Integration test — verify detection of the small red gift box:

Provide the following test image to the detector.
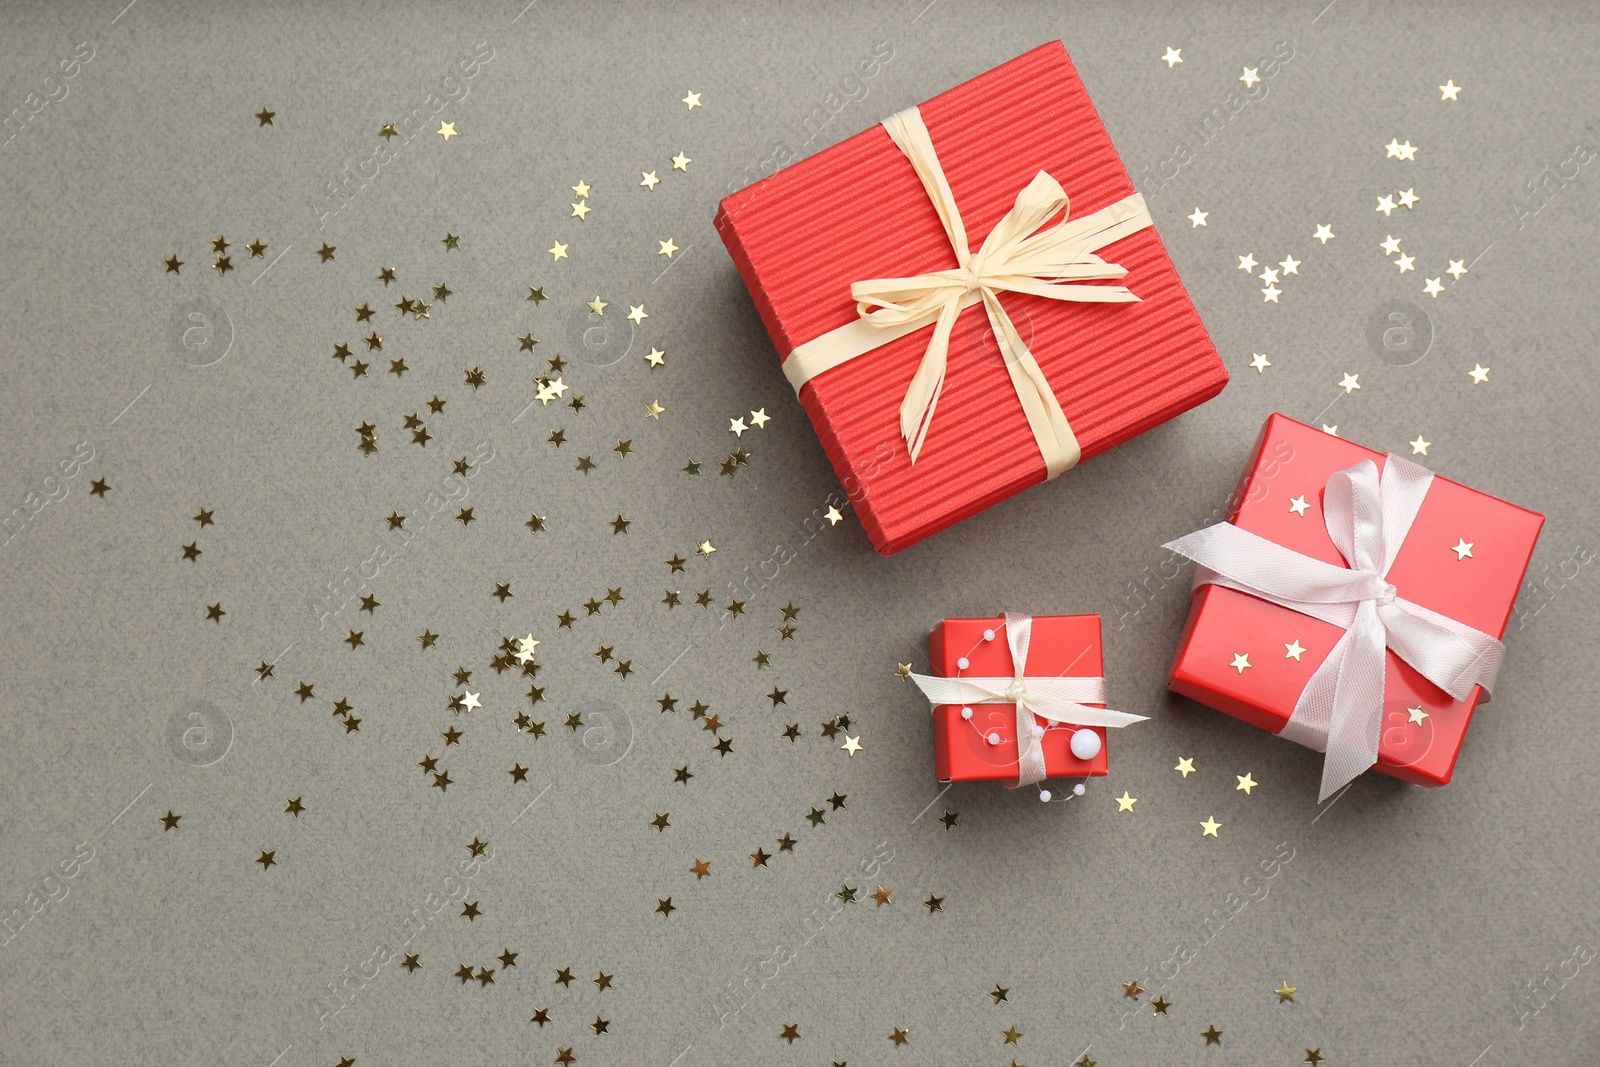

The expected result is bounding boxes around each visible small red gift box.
[715,42,1226,555]
[1168,414,1544,787]
[927,614,1109,782]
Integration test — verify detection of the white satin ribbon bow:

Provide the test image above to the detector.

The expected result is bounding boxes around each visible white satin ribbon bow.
[1163,455,1504,801]
[782,105,1154,477]
[909,612,1147,787]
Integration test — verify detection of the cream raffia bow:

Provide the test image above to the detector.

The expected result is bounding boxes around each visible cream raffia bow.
[908,612,1148,787]
[782,106,1154,476]
[1164,456,1505,801]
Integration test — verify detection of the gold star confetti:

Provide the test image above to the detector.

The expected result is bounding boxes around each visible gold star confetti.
[1115,792,1137,812]
[658,238,679,258]
[1151,995,1171,1016]
[1447,259,1468,279]
[1468,363,1490,384]
[640,170,660,190]
[1304,1050,1326,1066]
[1230,652,1251,673]
[671,150,692,171]
[1239,66,1260,87]
[1202,1025,1223,1046]
[1440,79,1460,101]
[1396,253,1416,273]
[1200,816,1222,837]
[161,810,181,830]
[825,506,844,525]
[645,346,666,367]
[571,200,591,220]
[548,241,569,261]
[1188,207,1208,228]
[1285,639,1306,660]
[1312,224,1334,244]
[437,120,457,140]
[247,238,267,258]
[1398,187,1420,209]
[441,232,460,250]
[1452,538,1474,560]
[255,107,275,126]
[697,540,716,557]
[1162,46,1182,66]
[1175,756,1195,777]
[164,254,183,274]
[888,1027,909,1046]
[1338,372,1360,394]
[1236,773,1258,794]
[645,400,665,420]
[1275,981,1298,1003]
[1408,705,1429,724]
[1002,1025,1022,1046]
[627,304,648,324]
[1409,435,1431,455]
[682,90,702,109]
[840,735,862,756]
[379,123,398,140]
[1250,352,1271,373]
[1288,495,1310,516]
[1123,980,1144,999]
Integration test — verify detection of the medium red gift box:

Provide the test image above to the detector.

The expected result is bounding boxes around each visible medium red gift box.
[715,42,1227,555]
[1168,414,1544,787]
[927,614,1109,782]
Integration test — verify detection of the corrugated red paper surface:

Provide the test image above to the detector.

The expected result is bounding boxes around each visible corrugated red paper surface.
[716,41,1227,555]
[928,614,1109,783]
[1168,414,1544,787]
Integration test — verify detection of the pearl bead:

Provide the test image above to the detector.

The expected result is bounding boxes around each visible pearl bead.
[960,707,973,720]
[1069,728,1102,760]
[1030,723,1045,740]
[1038,789,1052,802]
[957,657,970,670]
[986,732,1001,745]
[1072,783,1086,796]
[982,629,995,641]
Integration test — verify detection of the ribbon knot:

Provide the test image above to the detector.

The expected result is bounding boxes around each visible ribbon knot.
[907,612,1148,787]
[782,106,1156,478]
[1164,455,1505,801]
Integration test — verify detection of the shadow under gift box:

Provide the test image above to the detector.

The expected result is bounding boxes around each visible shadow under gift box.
[1168,414,1545,787]
[928,614,1109,782]
[715,41,1227,555]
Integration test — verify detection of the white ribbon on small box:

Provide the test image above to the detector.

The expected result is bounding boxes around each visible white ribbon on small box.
[908,612,1146,787]
[1164,455,1505,801]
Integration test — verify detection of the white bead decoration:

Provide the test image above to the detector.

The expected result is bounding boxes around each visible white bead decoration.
[957,657,970,669]
[1072,783,1086,796]
[960,707,973,720]
[986,732,1001,745]
[983,629,995,641]
[1038,789,1052,802]
[1069,728,1102,760]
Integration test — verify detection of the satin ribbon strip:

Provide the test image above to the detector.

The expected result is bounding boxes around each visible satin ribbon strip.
[782,105,1154,478]
[1163,455,1504,801]
[909,612,1147,788]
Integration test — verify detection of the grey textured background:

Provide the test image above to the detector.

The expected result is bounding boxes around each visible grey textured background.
[3,1,1598,1065]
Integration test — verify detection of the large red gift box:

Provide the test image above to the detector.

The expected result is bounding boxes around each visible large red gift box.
[1168,414,1544,786]
[715,42,1227,555]
[928,614,1109,782]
